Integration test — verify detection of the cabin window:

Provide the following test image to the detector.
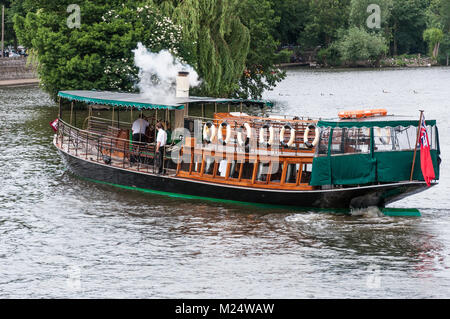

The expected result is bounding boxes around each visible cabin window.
[256,162,270,181]
[285,163,300,184]
[241,162,255,180]
[192,154,202,173]
[317,128,331,156]
[300,164,312,183]
[330,128,344,154]
[345,128,371,154]
[374,125,437,152]
[229,161,241,179]
[269,161,284,183]
[215,159,228,177]
[330,128,370,155]
[376,126,394,151]
[203,156,215,175]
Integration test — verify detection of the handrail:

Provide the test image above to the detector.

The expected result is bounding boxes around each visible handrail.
[56,119,175,174]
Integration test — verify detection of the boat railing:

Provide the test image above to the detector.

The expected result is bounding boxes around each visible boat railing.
[56,119,176,175]
[183,116,319,157]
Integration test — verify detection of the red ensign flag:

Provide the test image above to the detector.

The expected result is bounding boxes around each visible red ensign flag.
[419,116,435,186]
[50,118,59,132]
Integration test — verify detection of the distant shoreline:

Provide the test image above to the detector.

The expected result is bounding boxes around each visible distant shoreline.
[277,55,443,69]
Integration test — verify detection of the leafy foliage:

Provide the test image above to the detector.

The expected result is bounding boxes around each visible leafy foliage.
[159,0,250,98]
[271,0,309,46]
[301,0,351,47]
[236,0,286,99]
[423,27,444,57]
[335,27,388,64]
[389,0,429,55]
[13,1,189,100]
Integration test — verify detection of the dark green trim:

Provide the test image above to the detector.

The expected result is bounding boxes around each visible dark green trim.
[58,91,184,110]
[80,176,350,213]
[318,119,436,128]
[381,208,421,217]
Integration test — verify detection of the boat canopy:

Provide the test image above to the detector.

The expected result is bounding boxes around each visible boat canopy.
[310,120,441,186]
[58,90,273,110]
[318,116,436,128]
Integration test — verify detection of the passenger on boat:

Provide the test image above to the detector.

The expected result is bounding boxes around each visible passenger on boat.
[155,122,167,174]
[132,114,149,144]
[165,121,172,144]
[147,124,155,143]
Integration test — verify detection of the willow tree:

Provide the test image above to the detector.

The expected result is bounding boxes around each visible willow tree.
[160,0,250,97]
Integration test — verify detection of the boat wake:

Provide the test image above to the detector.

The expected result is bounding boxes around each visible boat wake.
[350,206,384,218]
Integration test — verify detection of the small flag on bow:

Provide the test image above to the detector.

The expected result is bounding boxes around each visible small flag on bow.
[50,118,59,132]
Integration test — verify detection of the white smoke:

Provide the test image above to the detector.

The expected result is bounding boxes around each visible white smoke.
[132,42,201,103]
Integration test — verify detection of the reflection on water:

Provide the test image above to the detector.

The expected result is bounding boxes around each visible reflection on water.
[1,68,450,298]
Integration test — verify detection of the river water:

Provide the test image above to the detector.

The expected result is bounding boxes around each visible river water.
[0,67,449,298]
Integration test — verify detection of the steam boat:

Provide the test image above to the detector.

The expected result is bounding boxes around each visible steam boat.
[53,74,441,214]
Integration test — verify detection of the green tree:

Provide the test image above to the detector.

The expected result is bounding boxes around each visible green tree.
[426,0,450,64]
[349,0,392,30]
[423,27,444,58]
[13,1,189,99]
[389,0,429,55]
[271,0,309,46]
[438,33,450,64]
[236,0,286,99]
[336,26,388,65]
[301,0,351,48]
[161,0,251,97]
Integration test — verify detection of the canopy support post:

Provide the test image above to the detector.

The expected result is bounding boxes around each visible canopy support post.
[111,106,114,128]
[410,110,424,181]
[70,101,74,125]
[117,107,120,129]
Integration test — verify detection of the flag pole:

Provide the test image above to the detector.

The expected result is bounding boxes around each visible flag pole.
[410,110,424,181]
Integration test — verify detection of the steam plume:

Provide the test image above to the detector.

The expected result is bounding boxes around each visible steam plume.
[133,42,200,103]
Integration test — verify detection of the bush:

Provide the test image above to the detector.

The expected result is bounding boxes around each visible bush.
[274,49,293,64]
[317,45,342,66]
[335,27,388,65]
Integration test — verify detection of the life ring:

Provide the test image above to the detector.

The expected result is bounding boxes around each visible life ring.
[217,122,232,145]
[304,124,320,148]
[237,122,251,147]
[203,121,216,144]
[338,108,387,119]
[375,127,391,145]
[280,124,296,148]
[259,124,274,147]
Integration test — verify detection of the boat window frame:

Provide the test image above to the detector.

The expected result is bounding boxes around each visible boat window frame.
[373,125,438,153]
[329,127,372,156]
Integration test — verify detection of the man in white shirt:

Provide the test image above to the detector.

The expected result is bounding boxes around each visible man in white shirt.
[155,122,167,174]
[132,114,149,144]
[130,114,149,165]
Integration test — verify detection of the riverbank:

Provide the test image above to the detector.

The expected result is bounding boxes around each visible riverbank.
[0,57,38,86]
[0,78,39,87]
